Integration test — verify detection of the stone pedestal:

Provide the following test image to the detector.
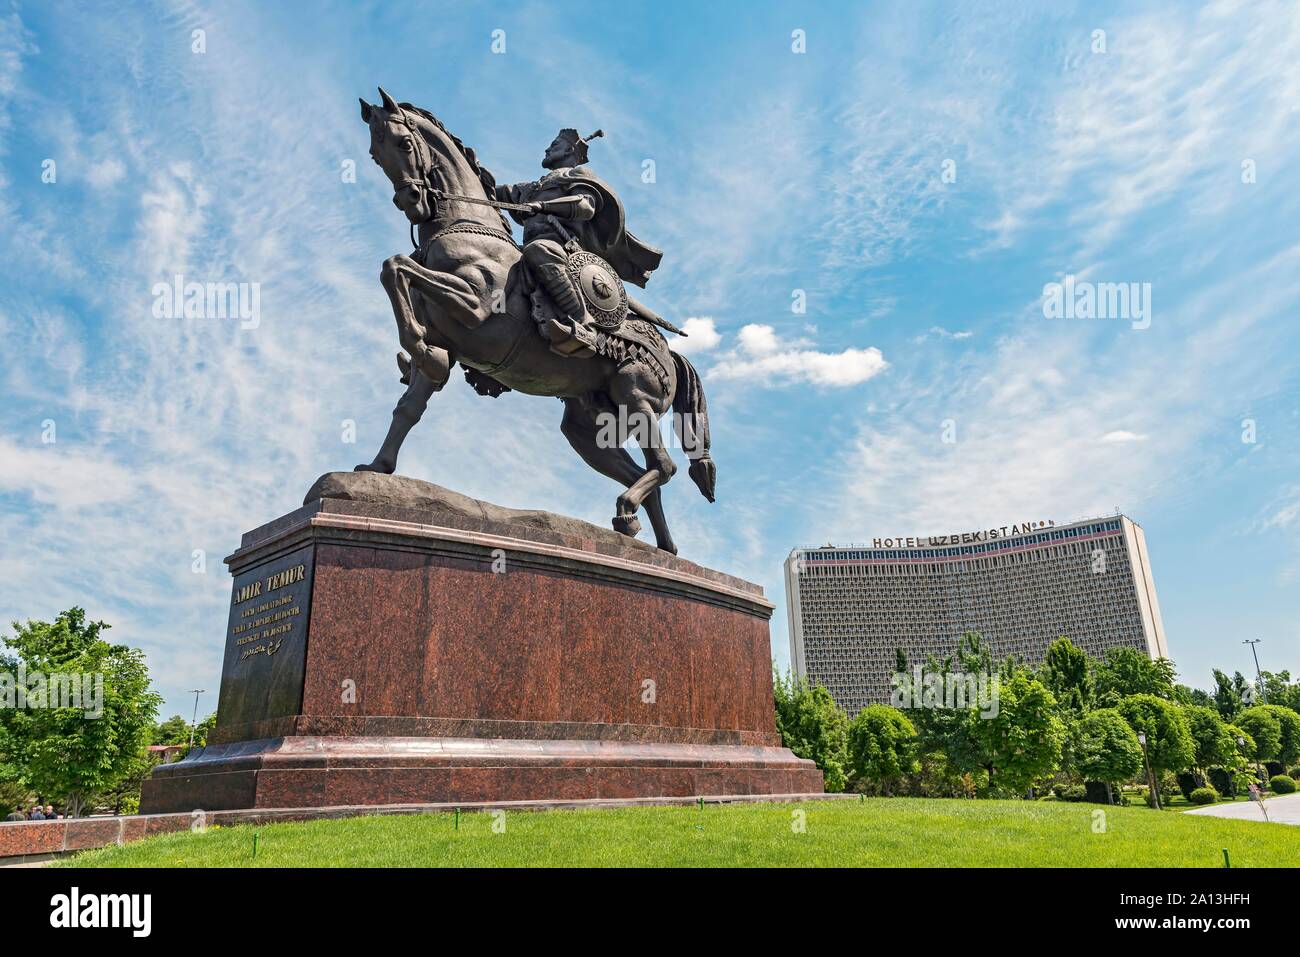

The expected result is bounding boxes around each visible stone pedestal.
[141,473,821,813]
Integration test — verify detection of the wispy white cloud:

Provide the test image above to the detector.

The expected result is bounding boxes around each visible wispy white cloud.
[914,326,974,344]
[708,323,887,388]
[1260,486,1300,531]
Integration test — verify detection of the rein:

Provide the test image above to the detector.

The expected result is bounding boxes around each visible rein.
[391,108,522,253]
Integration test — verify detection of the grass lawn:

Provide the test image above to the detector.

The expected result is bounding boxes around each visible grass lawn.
[61,798,1299,868]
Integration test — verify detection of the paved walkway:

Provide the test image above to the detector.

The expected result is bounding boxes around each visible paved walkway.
[1183,792,1300,825]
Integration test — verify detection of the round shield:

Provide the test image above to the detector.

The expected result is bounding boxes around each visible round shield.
[568,250,628,329]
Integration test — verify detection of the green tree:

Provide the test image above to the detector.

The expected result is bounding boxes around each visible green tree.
[1181,704,1238,770]
[1258,671,1300,713]
[1174,684,1213,708]
[1039,637,1093,714]
[848,705,917,795]
[1236,706,1284,764]
[1116,694,1195,776]
[152,714,191,746]
[909,632,999,782]
[1094,647,1176,704]
[93,750,154,816]
[1211,669,1242,720]
[969,670,1066,795]
[1219,723,1258,793]
[0,609,162,817]
[191,712,217,750]
[773,669,849,792]
[1069,708,1143,801]
[1249,704,1300,765]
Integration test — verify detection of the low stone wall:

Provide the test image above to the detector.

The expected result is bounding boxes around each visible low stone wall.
[0,814,188,864]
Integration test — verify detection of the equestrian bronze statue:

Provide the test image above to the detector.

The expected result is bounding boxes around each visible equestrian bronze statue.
[354,89,714,555]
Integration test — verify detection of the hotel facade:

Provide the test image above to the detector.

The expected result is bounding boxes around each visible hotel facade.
[784,515,1168,714]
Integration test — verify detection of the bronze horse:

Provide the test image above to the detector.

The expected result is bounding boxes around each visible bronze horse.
[355,90,714,555]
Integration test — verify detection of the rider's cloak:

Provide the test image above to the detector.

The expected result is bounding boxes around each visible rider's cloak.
[502,166,664,288]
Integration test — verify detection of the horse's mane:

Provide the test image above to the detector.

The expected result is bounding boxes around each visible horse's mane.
[401,103,509,230]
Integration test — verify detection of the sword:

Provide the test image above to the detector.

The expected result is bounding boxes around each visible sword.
[627,296,687,337]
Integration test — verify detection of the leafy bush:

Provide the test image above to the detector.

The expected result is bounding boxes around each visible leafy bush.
[847,705,918,796]
[1269,774,1297,794]
[1189,786,1219,805]
[772,670,849,792]
[1053,783,1088,802]
[1158,770,1181,803]
[1207,766,1237,798]
[1288,765,1300,780]
[1176,770,1206,802]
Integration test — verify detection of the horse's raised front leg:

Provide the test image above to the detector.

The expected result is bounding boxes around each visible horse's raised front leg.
[355,367,439,474]
[381,254,489,384]
[385,254,488,329]
[380,256,449,387]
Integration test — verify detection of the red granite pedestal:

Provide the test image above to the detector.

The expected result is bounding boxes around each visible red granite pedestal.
[141,474,822,813]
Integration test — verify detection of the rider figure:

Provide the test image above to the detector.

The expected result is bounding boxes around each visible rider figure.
[496,128,663,356]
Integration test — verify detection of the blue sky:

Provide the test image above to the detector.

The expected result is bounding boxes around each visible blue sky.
[0,0,1296,719]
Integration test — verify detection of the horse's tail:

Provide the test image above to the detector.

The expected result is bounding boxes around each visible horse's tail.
[670,350,716,503]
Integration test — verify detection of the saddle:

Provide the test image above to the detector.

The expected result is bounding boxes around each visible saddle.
[527,249,673,395]
[397,245,672,398]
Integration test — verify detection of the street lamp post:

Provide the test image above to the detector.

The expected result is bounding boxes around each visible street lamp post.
[188,689,206,749]
[1242,639,1266,703]
[1137,731,1160,810]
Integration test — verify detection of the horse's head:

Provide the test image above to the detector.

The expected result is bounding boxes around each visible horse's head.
[360,87,439,225]
[360,88,507,231]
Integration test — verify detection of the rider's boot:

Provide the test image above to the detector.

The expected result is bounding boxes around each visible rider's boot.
[536,263,597,358]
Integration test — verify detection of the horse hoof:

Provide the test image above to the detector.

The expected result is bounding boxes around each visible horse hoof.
[612,514,641,537]
[657,541,678,555]
[354,461,395,474]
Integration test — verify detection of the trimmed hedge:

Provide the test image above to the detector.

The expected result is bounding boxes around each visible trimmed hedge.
[1083,780,1114,805]
[1269,774,1297,794]
[1207,766,1237,797]
[1176,770,1205,801]
[1189,787,1219,805]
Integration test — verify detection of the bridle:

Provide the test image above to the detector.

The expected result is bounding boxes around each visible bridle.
[381,108,521,252]
[383,108,444,248]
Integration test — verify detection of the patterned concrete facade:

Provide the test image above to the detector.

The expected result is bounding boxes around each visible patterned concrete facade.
[785,515,1168,714]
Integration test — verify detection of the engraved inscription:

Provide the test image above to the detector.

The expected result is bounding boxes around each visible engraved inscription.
[228,562,307,665]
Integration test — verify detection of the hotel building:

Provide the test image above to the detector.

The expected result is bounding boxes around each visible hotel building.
[784,515,1168,713]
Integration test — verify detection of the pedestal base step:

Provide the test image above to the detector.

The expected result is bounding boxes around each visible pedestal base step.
[140,735,825,814]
